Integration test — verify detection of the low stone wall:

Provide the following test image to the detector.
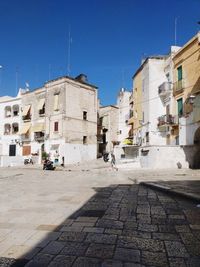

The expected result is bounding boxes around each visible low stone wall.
[0,155,24,167]
[114,145,191,169]
[140,146,189,169]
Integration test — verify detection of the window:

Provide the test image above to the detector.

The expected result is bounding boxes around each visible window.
[54,94,59,111]
[12,123,19,134]
[146,132,149,143]
[83,111,87,120]
[13,105,19,116]
[177,66,182,81]
[9,144,16,156]
[83,136,87,144]
[177,98,183,117]
[54,121,59,132]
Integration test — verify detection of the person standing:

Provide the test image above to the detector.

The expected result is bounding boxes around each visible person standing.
[110,151,118,171]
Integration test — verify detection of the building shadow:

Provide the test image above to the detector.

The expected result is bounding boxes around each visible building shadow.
[0,181,199,266]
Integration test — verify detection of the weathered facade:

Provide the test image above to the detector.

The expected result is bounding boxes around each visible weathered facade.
[98,105,119,154]
[0,94,22,166]
[172,32,200,167]
[117,89,131,144]
[0,74,98,167]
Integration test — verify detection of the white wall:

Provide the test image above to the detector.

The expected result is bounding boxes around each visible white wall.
[63,143,97,165]
[117,90,131,143]
[140,145,189,169]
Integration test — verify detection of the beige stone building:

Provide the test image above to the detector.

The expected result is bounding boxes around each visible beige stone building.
[172,32,200,167]
[20,74,98,165]
[98,105,119,154]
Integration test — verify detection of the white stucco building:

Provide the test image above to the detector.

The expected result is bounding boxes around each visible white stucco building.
[0,93,23,166]
[117,88,131,144]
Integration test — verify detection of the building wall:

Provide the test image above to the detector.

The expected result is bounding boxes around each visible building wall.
[132,69,143,144]
[173,33,200,146]
[117,89,131,143]
[141,58,167,146]
[99,106,119,152]
[0,97,22,158]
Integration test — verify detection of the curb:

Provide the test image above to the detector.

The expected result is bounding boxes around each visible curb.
[141,182,200,203]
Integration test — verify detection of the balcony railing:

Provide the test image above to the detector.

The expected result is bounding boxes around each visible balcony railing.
[158,82,172,96]
[173,79,184,94]
[34,133,45,142]
[157,114,178,127]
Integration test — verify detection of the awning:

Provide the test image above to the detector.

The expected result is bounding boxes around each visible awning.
[19,123,31,135]
[22,105,31,116]
[38,99,45,110]
[31,123,45,132]
[54,94,59,111]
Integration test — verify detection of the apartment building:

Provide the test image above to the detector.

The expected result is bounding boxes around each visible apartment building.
[172,32,200,167]
[131,65,143,145]
[117,88,131,144]
[97,105,119,154]
[0,93,22,166]
[157,46,181,145]
[0,74,98,167]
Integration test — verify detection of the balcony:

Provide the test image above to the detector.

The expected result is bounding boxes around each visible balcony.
[34,132,45,142]
[157,114,178,127]
[21,134,31,142]
[173,79,184,95]
[158,82,172,96]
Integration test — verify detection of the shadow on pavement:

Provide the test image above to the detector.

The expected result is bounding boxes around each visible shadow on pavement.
[1,182,200,266]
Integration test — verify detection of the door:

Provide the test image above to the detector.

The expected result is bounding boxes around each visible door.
[22,146,31,156]
[9,145,16,156]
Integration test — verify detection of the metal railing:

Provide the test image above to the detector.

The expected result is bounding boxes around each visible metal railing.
[174,79,184,94]
[158,82,172,95]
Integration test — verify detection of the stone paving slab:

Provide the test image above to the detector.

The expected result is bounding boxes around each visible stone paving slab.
[1,167,200,266]
[141,180,200,202]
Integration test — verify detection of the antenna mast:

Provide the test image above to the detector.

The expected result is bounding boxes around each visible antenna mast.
[175,17,178,46]
[67,26,72,76]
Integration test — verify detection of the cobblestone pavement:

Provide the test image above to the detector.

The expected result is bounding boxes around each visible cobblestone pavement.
[1,183,200,267]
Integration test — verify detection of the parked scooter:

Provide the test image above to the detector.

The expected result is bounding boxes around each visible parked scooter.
[43,159,55,170]
[103,152,109,162]
[24,158,33,165]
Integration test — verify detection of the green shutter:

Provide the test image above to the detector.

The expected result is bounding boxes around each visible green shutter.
[177,66,182,81]
[177,98,183,116]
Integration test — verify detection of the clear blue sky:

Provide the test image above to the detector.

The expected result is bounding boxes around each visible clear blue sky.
[0,0,199,105]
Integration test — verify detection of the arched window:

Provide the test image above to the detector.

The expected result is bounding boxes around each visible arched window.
[13,105,19,116]
[4,124,11,135]
[12,123,19,134]
[5,106,11,117]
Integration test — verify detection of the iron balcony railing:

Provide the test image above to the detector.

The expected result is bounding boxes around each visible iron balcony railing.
[173,79,184,94]
[157,114,179,127]
[158,82,172,95]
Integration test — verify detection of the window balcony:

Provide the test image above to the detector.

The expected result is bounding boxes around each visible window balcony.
[34,132,45,142]
[158,82,172,96]
[157,114,178,127]
[173,79,184,95]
